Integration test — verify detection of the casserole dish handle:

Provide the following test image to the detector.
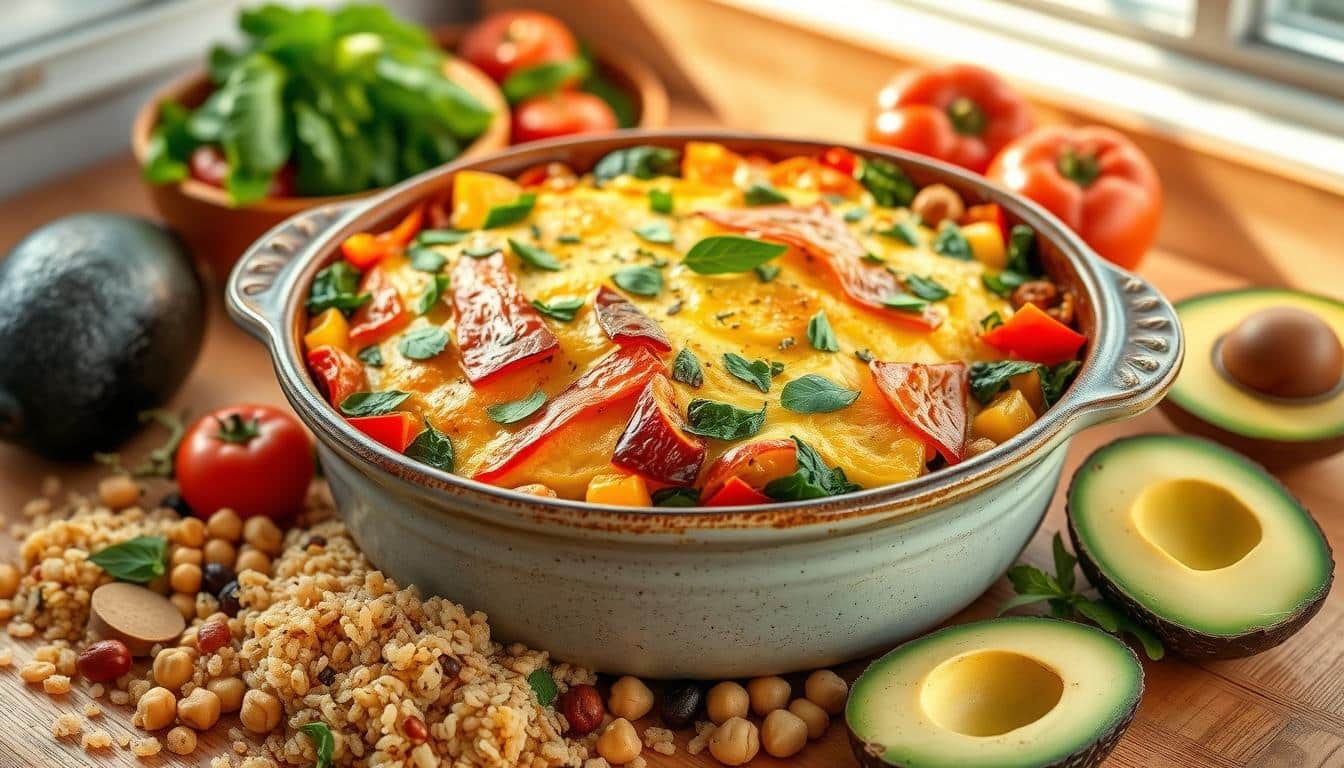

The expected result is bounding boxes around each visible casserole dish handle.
[225,202,358,345]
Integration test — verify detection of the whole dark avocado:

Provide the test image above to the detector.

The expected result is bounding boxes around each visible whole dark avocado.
[0,213,204,458]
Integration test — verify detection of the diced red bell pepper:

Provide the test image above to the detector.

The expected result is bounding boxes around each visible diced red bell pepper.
[981,303,1086,365]
[704,476,771,507]
[819,146,859,177]
[594,285,672,351]
[473,346,665,483]
[306,346,366,407]
[341,205,424,269]
[699,438,798,499]
[451,252,560,384]
[612,375,705,484]
[960,203,1009,244]
[348,266,410,347]
[348,412,421,453]
[699,205,941,331]
[515,161,578,189]
[870,360,969,464]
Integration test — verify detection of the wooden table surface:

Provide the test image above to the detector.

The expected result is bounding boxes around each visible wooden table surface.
[2,141,1342,768]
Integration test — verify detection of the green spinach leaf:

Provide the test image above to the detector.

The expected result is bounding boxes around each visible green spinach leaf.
[684,400,767,441]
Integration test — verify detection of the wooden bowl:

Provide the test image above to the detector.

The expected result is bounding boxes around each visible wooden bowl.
[131,36,509,282]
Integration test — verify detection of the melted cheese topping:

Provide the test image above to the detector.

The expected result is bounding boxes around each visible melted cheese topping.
[364,176,1013,499]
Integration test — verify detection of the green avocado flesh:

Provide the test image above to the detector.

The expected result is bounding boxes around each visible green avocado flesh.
[1068,435,1332,652]
[846,617,1142,768]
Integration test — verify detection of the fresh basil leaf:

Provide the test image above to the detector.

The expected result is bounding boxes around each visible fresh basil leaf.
[405,419,454,472]
[855,348,874,363]
[649,188,674,214]
[934,222,973,260]
[981,311,1004,330]
[340,390,410,417]
[722,353,773,393]
[88,536,166,584]
[843,208,866,223]
[415,275,451,316]
[1007,224,1039,275]
[593,145,680,183]
[997,592,1058,615]
[486,391,547,424]
[530,296,585,322]
[906,274,950,301]
[1116,611,1166,661]
[968,360,1041,405]
[464,244,501,259]
[1074,598,1122,633]
[612,266,663,297]
[483,194,537,229]
[770,360,785,377]
[1041,360,1081,406]
[858,157,916,207]
[744,182,789,206]
[557,233,582,244]
[684,400,767,441]
[876,219,922,247]
[142,101,196,184]
[672,349,704,388]
[527,669,558,706]
[780,375,859,414]
[399,326,449,360]
[307,262,370,315]
[218,52,291,206]
[764,436,859,500]
[502,58,589,104]
[806,311,840,353]
[881,294,928,313]
[508,238,562,271]
[1052,532,1078,594]
[982,270,1029,298]
[299,722,334,768]
[1006,564,1063,597]
[416,228,467,246]
[684,236,787,275]
[408,245,446,273]
[652,487,701,507]
[357,345,383,368]
[633,220,674,245]
[754,264,781,282]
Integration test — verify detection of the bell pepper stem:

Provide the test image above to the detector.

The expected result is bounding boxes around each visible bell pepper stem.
[1057,149,1101,187]
[946,97,987,136]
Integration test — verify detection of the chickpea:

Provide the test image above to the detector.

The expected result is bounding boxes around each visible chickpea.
[207,677,245,713]
[170,592,196,621]
[172,517,207,548]
[234,547,272,575]
[177,687,221,730]
[165,725,197,755]
[706,681,750,725]
[910,183,965,228]
[0,564,19,599]
[762,709,808,758]
[746,675,791,716]
[805,669,849,715]
[152,649,194,691]
[169,563,202,594]
[788,698,830,740]
[135,687,176,731]
[203,539,237,567]
[240,689,283,734]
[607,675,655,721]
[205,509,243,542]
[595,718,641,765]
[965,437,997,458]
[98,475,140,510]
[242,517,283,555]
[170,547,203,567]
[708,716,759,766]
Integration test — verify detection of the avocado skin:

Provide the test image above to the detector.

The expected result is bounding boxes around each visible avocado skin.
[1159,398,1344,470]
[1066,438,1335,660]
[0,213,205,458]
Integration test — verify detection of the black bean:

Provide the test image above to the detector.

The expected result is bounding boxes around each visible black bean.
[160,492,193,518]
[202,562,236,596]
[659,682,704,729]
[217,580,241,617]
[317,666,336,686]
[440,654,462,680]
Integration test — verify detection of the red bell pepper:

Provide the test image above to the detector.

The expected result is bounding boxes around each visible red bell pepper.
[306,346,366,407]
[515,161,578,189]
[451,251,560,384]
[699,205,941,331]
[594,285,672,351]
[347,412,421,453]
[611,375,705,484]
[704,476,771,507]
[981,302,1087,365]
[473,346,665,482]
[818,146,859,177]
[348,266,410,347]
[699,438,798,500]
[870,360,969,464]
[960,203,1009,245]
[341,205,424,269]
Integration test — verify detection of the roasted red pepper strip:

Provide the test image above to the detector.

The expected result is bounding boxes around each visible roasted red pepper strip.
[699,438,797,499]
[870,360,969,464]
[473,346,665,483]
[612,375,705,484]
[699,205,941,330]
[348,412,421,453]
[981,303,1087,365]
[306,346,366,407]
[348,267,410,347]
[704,476,771,507]
[594,285,672,351]
[341,205,424,269]
[451,251,560,384]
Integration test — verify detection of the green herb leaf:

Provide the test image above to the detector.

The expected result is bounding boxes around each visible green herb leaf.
[415,275,452,316]
[905,275,950,301]
[612,266,663,297]
[416,228,467,247]
[307,262,370,315]
[934,222,973,260]
[672,349,704,388]
[1041,361,1081,406]
[527,669,558,707]
[1006,564,1063,598]
[464,244,501,259]
[968,360,1040,405]
[530,296,585,322]
[722,353,773,393]
[806,311,840,352]
[649,188,674,214]
[684,236,787,275]
[557,233,581,244]
[508,238,562,271]
[1116,612,1166,661]
[340,390,411,417]
[780,375,860,414]
[763,436,859,500]
[652,487,701,507]
[405,418,454,472]
[843,208,866,223]
[877,219,922,247]
[407,245,447,273]
[593,145,680,183]
[997,592,1059,615]
[858,157,916,207]
[981,311,1004,330]
[1052,532,1078,593]
[142,101,195,184]
[356,345,384,368]
[218,53,291,206]
[502,58,590,103]
[982,270,1029,298]
[483,194,537,229]
[633,220,675,245]
[684,400,767,441]
[881,294,928,313]
[399,326,449,360]
[754,264,781,282]
[1074,598,1121,633]
[1007,224,1039,275]
[89,536,167,584]
[486,391,547,424]
[744,181,789,206]
[299,722,335,768]
[855,348,874,363]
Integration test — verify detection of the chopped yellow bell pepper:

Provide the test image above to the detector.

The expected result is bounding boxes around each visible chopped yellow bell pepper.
[304,308,349,353]
[972,390,1036,443]
[1009,369,1045,414]
[682,141,746,186]
[963,221,1007,270]
[585,473,652,506]
[451,170,523,230]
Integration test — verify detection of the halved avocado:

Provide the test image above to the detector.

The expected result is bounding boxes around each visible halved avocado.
[1068,434,1333,659]
[846,617,1142,768]
[1162,289,1344,468]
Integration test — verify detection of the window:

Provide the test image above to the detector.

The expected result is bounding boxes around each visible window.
[1259,0,1344,65]
[1022,0,1197,35]
[2,0,163,57]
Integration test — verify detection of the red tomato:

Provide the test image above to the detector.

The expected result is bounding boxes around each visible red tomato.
[819,147,859,177]
[188,145,296,198]
[458,10,578,84]
[511,91,619,144]
[176,405,314,520]
[869,361,969,464]
[981,303,1087,365]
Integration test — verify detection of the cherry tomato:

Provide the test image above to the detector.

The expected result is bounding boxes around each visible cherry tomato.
[176,405,314,520]
[188,145,296,198]
[458,10,578,84]
[819,147,859,177]
[511,91,619,144]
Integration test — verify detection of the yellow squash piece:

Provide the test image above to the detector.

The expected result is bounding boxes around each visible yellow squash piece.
[304,308,349,353]
[585,473,652,506]
[451,170,523,230]
[962,222,1007,270]
[973,389,1035,443]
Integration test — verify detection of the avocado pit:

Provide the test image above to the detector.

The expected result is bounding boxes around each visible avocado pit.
[1217,306,1343,400]
[1131,478,1262,571]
